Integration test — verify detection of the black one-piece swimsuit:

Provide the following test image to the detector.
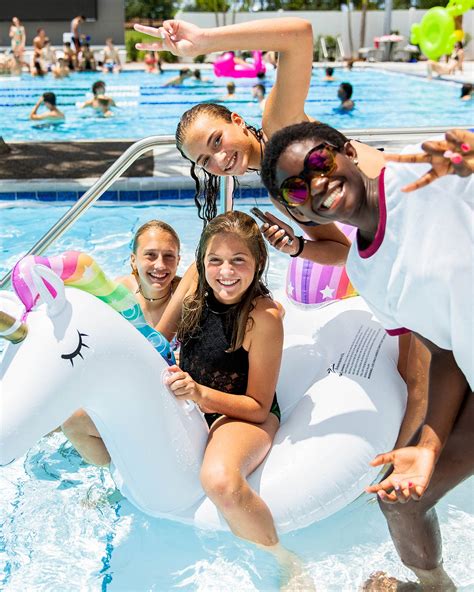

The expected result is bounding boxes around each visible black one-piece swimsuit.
[180,292,281,428]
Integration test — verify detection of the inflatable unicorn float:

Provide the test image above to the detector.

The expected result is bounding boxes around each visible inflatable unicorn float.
[0,251,406,533]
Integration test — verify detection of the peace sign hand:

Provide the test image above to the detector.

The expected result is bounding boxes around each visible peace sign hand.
[384,129,474,192]
[134,20,205,58]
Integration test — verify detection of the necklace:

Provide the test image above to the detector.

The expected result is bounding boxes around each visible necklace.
[136,285,172,303]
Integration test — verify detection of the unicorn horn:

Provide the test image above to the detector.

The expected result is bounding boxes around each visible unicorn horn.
[0,311,28,343]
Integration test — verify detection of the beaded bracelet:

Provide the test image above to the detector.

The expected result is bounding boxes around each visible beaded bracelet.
[290,236,305,258]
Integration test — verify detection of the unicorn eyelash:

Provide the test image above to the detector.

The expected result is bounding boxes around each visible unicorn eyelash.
[61,331,89,367]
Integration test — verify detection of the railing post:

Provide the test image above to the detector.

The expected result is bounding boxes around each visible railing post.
[0,135,174,289]
[219,176,234,214]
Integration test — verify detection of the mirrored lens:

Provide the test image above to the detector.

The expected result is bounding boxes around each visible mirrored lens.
[281,177,308,206]
[305,147,335,175]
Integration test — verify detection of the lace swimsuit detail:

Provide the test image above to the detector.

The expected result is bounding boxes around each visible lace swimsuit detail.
[180,292,280,428]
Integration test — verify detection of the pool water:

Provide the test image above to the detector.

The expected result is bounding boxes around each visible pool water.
[0,68,471,142]
[1,202,473,591]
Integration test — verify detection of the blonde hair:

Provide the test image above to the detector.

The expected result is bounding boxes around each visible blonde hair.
[132,220,180,254]
[177,211,270,352]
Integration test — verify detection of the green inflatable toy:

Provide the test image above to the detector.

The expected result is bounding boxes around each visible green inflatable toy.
[411,0,474,60]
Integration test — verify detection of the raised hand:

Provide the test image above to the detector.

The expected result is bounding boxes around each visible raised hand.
[384,129,474,192]
[365,445,437,502]
[134,20,205,58]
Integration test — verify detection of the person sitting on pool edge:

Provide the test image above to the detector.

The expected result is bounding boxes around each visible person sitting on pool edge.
[80,80,116,117]
[135,17,351,266]
[259,121,473,590]
[337,82,354,112]
[29,92,64,121]
[62,220,181,467]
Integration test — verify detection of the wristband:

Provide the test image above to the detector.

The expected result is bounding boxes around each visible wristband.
[290,236,305,258]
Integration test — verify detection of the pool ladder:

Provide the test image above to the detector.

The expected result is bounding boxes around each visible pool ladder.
[0,136,234,289]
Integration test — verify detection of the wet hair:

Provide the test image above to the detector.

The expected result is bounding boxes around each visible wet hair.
[92,80,105,95]
[226,81,235,93]
[175,103,264,224]
[339,82,353,100]
[193,69,201,80]
[43,92,57,106]
[325,67,334,76]
[261,121,349,200]
[177,210,270,352]
[460,83,472,98]
[256,71,266,79]
[132,220,180,254]
[455,41,463,50]
[252,83,265,97]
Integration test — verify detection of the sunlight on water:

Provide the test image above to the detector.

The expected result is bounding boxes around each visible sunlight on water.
[0,69,471,141]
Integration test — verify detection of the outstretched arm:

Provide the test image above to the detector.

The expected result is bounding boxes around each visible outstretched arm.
[135,18,314,134]
[384,129,473,192]
[366,336,470,502]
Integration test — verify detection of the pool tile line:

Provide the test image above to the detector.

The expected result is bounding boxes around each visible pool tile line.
[0,187,270,203]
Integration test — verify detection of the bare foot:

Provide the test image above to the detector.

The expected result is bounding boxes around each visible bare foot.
[265,543,315,591]
[361,571,420,592]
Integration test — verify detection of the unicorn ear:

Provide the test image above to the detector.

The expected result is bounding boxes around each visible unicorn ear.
[31,264,67,317]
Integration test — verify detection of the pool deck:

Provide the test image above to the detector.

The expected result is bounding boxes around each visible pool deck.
[0,60,471,202]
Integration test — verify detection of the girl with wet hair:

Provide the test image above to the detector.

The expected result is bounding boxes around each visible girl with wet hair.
[135,18,351,266]
[175,102,264,222]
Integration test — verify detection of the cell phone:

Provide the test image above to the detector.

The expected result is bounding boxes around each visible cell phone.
[250,207,274,226]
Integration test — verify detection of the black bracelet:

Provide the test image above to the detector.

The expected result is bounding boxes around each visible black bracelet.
[290,236,305,258]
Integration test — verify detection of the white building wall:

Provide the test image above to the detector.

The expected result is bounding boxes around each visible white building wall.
[176,9,474,59]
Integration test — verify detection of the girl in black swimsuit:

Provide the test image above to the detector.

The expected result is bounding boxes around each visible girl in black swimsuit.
[159,211,313,589]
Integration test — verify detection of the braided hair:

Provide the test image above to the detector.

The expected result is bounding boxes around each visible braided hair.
[175,103,264,225]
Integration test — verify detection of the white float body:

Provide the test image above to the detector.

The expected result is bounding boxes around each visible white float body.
[0,275,406,533]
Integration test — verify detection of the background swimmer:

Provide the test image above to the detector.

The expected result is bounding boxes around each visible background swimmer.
[29,92,64,121]
[80,80,116,117]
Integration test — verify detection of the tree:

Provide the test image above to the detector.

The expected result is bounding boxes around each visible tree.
[125,0,177,21]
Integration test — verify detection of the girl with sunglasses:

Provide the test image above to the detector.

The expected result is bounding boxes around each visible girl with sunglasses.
[134,17,351,266]
[261,121,473,590]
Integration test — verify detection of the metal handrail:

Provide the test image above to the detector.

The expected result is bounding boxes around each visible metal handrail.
[0,135,173,289]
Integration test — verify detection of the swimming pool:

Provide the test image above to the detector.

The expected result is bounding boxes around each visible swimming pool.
[1,201,473,591]
[0,68,471,142]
